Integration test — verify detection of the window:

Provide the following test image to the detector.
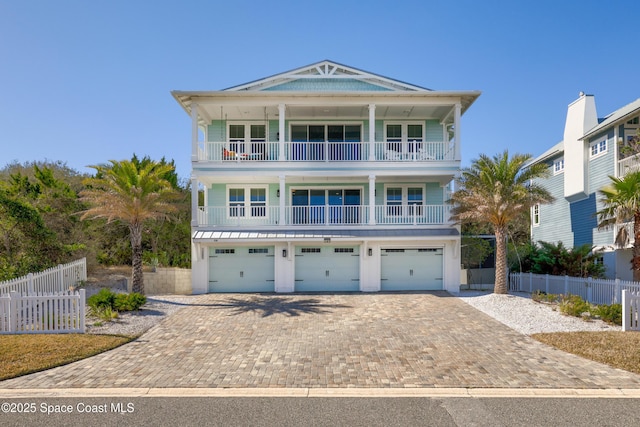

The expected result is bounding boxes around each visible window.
[385,123,424,154]
[215,249,235,254]
[385,186,424,216]
[553,158,565,174]
[590,138,607,158]
[228,124,267,157]
[334,248,354,253]
[532,204,540,226]
[291,188,361,224]
[249,248,269,254]
[301,247,321,253]
[227,186,268,218]
[290,124,362,160]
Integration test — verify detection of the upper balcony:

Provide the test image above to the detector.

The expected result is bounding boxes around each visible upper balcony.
[619,153,640,177]
[196,140,455,163]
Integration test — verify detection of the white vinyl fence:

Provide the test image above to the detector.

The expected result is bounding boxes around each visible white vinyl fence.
[509,272,640,305]
[0,290,85,334]
[622,290,640,332]
[0,258,87,334]
[0,258,86,296]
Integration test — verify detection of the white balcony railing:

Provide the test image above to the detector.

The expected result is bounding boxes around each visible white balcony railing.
[197,141,456,162]
[618,153,640,177]
[197,205,452,227]
[614,221,635,247]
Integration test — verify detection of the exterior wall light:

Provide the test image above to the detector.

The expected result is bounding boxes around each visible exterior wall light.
[368,248,373,256]
[282,249,287,258]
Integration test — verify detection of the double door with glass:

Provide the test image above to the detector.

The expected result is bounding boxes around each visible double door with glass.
[291,189,361,225]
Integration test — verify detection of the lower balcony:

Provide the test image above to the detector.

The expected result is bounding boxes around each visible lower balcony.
[197,205,452,227]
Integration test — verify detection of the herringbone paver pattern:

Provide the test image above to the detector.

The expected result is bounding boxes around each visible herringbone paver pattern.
[3,292,640,388]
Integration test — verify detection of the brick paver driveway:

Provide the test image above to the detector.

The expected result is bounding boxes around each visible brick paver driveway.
[3,292,640,389]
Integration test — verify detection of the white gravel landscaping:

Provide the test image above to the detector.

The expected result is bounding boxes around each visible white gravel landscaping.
[454,291,621,335]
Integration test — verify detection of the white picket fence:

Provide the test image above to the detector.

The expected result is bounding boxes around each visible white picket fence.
[0,258,87,334]
[0,258,86,296]
[0,290,85,334]
[510,272,640,332]
[509,272,640,305]
[622,290,640,332]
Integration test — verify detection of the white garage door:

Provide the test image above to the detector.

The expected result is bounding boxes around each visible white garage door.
[295,246,360,292]
[380,248,443,291]
[208,246,275,292]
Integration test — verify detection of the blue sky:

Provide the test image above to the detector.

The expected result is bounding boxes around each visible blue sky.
[1,0,637,180]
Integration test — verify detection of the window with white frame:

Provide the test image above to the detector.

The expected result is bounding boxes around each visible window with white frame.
[227,186,267,218]
[227,123,267,156]
[553,157,565,174]
[590,138,607,158]
[385,185,424,216]
[384,123,424,154]
[532,204,540,226]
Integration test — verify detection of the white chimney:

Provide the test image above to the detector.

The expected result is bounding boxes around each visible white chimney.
[564,93,597,201]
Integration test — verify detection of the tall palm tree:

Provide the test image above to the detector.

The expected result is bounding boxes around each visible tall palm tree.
[597,171,640,281]
[80,160,179,294]
[450,151,553,294]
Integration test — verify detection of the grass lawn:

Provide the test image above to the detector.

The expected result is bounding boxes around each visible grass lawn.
[532,331,640,375]
[0,334,133,381]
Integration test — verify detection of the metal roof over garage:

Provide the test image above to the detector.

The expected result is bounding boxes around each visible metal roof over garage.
[192,228,459,242]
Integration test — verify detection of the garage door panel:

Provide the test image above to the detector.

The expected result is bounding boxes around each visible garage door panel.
[209,246,275,292]
[381,248,443,291]
[295,246,360,292]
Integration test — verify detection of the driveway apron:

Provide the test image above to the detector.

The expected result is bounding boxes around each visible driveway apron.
[3,293,640,389]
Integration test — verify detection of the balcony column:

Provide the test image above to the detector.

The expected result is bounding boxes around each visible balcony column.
[191,176,199,227]
[368,174,376,225]
[368,104,376,161]
[454,103,461,161]
[191,103,199,161]
[279,175,286,226]
[278,104,286,161]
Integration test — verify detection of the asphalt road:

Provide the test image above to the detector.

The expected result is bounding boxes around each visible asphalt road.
[1,397,639,426]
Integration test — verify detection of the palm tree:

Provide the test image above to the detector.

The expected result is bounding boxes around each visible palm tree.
[597,171,640,281]
[80,159,179,294]
[450,151,553,294]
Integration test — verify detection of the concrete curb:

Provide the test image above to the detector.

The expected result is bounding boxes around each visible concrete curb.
[2,388,640,399]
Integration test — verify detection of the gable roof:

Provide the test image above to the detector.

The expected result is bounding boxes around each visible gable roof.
[223,60,432,92]
[582,97,640,140]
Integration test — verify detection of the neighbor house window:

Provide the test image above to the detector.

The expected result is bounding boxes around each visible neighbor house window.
[532,204,540,226]
[553,158,565,174]
[590,138,607,158]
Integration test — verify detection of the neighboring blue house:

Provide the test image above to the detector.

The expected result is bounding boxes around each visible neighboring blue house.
[530,93,640,280]
[172,60,480,293]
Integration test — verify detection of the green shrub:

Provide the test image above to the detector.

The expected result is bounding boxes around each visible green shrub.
[591,303,622,325]
[113,293,147,311]
[532,290,561,304]
[559,294,591,318]
[87,288,116,311]
[88,305,119,322]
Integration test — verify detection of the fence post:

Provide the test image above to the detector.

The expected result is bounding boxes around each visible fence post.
[615,279,621,304]
[545,274,549,294]
[27,273,34,295]
[79,289,86,333]
[622,290,629,331]
[529,272,533,293]
[564,275,569,295]
[587,277,593,303]
[58,264,64,292]
[9,291,18,333]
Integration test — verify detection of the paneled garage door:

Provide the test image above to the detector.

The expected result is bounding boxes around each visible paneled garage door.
[380,248,443,291]
[208,246,275,292]
[295,246,360,292]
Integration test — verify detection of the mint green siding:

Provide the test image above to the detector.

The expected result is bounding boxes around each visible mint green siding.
[426,120,444,142]
[264,78,392,92]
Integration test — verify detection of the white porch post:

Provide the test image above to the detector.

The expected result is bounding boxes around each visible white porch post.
[368,174,376,225]
[368,104,376,161]
[279,175,286,226]
[191,103,199,161]
[278,104,286,161]
[191,176,199,227]
[454,103,461,161]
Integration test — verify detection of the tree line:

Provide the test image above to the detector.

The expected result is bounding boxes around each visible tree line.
[0,156,191,288]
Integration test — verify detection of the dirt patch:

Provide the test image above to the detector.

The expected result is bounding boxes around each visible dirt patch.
[83,266,131,296]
